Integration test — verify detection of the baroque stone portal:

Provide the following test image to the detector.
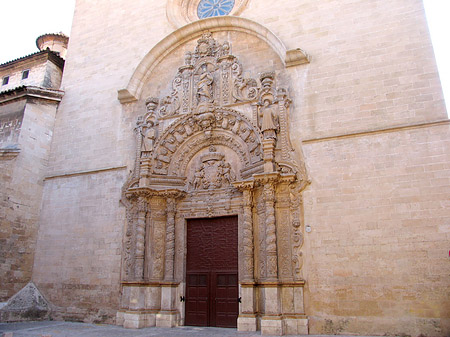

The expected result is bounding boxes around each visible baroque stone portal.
[118,32,309,335]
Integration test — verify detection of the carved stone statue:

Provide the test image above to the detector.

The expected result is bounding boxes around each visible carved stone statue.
[141,119,156,152]
[259,98,279,139]
[192,164,205,189]
[145,97,159,116]
[197,64,214,104]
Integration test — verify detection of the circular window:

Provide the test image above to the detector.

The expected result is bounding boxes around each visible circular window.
[197,0,235,19]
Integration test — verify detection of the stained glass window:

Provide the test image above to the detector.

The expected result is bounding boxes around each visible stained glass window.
[197,0,235,19]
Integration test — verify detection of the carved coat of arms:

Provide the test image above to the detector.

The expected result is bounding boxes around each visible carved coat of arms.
[191,147,236,190]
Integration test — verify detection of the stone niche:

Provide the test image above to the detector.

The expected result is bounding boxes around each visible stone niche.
[117,32,309,335]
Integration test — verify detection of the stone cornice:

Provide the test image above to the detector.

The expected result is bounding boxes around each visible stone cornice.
[0,86,64,105]
[125,186,186,200]
[0,148,20,160]
[0,49,64,70]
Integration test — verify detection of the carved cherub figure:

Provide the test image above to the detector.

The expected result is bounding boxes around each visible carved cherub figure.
[221,161,235,184]
[193,164,205,190]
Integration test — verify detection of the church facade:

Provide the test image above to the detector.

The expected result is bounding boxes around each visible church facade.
[1,0,449,336]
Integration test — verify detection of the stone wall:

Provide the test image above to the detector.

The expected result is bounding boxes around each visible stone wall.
[302,123,450,335]
[31,0,450,334]
[32,168,126,323]
[0,98,60,301]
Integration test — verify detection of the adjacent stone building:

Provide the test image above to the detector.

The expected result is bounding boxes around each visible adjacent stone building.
[0,34,66,301]
[1,1,449,336]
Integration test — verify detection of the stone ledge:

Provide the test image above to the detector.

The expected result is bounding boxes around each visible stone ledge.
[0,148,20,160]
[0,86,64,105]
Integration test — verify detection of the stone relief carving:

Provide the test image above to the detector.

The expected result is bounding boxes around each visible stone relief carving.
[121,32,309,290]
[189,146,236,190]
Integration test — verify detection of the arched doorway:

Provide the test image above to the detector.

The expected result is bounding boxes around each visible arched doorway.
[117,31,309,335]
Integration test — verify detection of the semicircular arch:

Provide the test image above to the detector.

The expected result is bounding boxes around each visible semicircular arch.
[118,16,290,103]
[152,108,263,178]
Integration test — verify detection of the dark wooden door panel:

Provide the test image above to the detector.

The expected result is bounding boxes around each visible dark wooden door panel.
[186,216,238,328]
[213,272,238,328]
[185,273,209,326]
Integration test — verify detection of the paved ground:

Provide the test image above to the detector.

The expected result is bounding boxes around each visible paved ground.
[0,321,375,337]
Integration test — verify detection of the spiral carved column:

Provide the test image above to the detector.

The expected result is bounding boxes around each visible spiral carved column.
[164,198,176,281]
[264,181,278,280]
[135,196,148,280]
[234,180,255,282]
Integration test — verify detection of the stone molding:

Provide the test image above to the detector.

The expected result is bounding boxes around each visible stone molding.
[117,17,309,103]
[0,86,64,105]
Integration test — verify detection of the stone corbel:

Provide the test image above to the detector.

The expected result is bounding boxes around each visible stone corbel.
[285,48,310,67]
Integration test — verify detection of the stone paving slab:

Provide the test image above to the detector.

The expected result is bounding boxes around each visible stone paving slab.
[0,321,378,337]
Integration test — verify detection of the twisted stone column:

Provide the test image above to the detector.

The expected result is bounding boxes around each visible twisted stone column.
[164,198,176,281]
[242,188,255,281]
[233,180,255,282]
[135,196,148,280]
[264,182,278,280]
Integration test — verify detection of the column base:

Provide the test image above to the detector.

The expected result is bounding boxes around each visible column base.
[117,311,156,329]
[237,314,258,331]
[261,316,283,336]
[284,316,308,335]
[156,310,178,327]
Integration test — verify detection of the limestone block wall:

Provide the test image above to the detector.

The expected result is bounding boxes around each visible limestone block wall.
[32,169,126,322]
[302,124,450,335]
[0,99,59,301]
[32,0,449,334]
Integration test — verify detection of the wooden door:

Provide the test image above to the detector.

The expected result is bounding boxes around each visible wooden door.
[185,216,238,328]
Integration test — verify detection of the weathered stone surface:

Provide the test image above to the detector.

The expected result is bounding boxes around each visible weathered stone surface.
[1,0,448,336]
[0,282,50,322]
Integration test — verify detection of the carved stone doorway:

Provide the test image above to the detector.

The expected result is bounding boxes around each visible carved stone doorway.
[117,32,309,335]
[185,216,239,328]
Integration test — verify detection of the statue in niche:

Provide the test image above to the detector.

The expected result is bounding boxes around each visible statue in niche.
[197,64,214,104]
[258,97,279,139]
[141,119,156,152]
[138,97,159,153]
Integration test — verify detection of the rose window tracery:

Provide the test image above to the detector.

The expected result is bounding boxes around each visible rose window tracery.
[197,0,235,19]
